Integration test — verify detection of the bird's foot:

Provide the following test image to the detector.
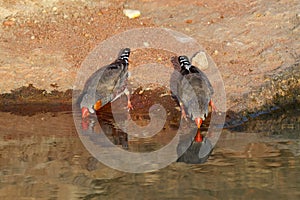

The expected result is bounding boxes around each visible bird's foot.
[209,100,217,112]
[127,100,133,111]
[124,88,133,111]
[180,104,188,121]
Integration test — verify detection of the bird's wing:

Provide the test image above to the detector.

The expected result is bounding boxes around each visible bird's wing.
[81,60,127,107]
[94,61,128,105]
[177,73,212,119]
[189,66,214,95]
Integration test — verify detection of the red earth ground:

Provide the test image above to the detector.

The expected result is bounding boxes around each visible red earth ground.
[0,0,299,113]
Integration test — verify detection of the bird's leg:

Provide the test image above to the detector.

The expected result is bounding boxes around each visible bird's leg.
[209,99,217,112]
[93,100,102,111]
[179,102,187,121]
[124,88,133,110]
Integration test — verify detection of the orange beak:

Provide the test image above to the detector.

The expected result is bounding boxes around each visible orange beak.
[195,118,203,129]
[81,107,90,118]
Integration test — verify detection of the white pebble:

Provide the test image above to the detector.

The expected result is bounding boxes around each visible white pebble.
[123,9,141,19]
[191,51,209,70]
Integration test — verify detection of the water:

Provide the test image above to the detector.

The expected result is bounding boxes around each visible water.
[0,105,299,199]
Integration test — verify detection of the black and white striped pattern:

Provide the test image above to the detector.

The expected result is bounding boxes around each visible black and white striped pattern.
[118,48,130,65]
[178,56,192,70]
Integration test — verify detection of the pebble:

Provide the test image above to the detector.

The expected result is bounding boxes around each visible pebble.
[123,9,141,19]
[3,20,15,26]
[185,19,193,24]
[213,50,219,55]
[31,35,35,40]
[191,51,209,70]
[143,42,150,47]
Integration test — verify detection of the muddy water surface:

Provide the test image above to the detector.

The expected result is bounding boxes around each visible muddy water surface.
[0,104,299,199]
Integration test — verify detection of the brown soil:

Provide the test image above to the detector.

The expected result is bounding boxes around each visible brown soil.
[0,0,299,113]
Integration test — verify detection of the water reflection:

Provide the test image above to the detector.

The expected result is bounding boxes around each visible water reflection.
[177,136,213,164]
[0,106,299,199]
[79,104,214,165]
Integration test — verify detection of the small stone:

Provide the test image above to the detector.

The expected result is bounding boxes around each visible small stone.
[143,42,150,47]
[191,51,209,70]
[185,19,193,24]
[31,35,35,40]
[138,90,144,95]
[50,83,59,88]
[3,20,15,26]
[52,7,57,12]
[256,13,262,17]
[123,9,141,19]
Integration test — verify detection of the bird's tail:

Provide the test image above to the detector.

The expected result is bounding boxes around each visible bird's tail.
[118,48,131,64]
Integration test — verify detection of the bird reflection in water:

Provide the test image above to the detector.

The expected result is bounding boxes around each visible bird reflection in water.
[81,113,129,150]
[80,107,213,164]
[177,129,213,164]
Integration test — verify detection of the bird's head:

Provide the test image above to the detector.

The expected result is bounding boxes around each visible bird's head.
[119,48,131,65]
[195,117,203,129]
[79,94,96,119]
[178,55,192,69]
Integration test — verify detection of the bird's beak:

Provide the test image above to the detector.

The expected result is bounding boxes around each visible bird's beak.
[81,107,90,118]
[195,118,203,129]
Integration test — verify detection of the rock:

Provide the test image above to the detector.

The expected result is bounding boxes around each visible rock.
[143,41,150,47]
[2,19,15,26]
[123,9,141,19]
[191,51,209,70]
[185,19,193,24]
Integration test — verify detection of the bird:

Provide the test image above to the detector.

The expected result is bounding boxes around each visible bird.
[171,55,216,142]
[78,48,133,119]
